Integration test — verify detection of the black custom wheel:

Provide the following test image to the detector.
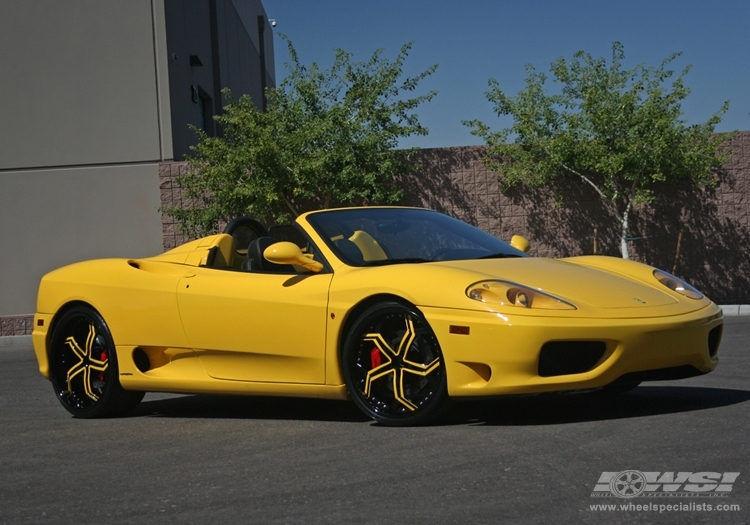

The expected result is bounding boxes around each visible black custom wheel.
[342,302,448,426]
[49,306,144,418]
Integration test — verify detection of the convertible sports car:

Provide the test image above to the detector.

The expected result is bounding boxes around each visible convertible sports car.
[32,207,723,425]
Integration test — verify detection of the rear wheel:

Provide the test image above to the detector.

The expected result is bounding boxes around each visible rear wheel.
[49,306,144,418]
[342,302,447,426]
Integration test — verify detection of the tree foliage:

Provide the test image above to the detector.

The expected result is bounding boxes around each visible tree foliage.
[466,42,731,258]
[167,37,437,236]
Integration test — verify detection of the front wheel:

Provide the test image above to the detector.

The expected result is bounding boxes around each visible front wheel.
[342,302,448,426]
[48,306,144,418]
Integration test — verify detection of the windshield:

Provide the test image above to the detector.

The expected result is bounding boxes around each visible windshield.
[305,208,528,266]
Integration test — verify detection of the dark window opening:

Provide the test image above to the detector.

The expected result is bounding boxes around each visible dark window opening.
[192,85,213,135]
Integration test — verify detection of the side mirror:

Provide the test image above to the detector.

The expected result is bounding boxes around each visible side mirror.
[510,235,530,253]
[263,242,324,273]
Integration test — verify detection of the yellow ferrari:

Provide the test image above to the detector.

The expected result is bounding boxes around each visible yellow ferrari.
[32,207,723,425]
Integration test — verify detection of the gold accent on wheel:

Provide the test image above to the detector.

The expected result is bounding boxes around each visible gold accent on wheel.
[64,323,109,401]
[362,316,441,411]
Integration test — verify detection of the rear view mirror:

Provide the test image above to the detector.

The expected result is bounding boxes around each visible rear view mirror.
[510,235,530,253]
[264,242,323,273]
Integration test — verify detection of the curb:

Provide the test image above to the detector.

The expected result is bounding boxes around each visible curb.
[719,305,750,316]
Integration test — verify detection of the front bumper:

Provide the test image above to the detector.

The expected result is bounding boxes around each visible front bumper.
[32,313,52,379]
[420,304,723,397]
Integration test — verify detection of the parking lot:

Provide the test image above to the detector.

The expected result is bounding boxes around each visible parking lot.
[1,316,748,524]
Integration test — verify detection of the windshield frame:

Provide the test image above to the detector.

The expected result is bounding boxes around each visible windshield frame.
[303,207,528,267]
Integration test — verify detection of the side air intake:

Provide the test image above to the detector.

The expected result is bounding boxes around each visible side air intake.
[538,341,606,377]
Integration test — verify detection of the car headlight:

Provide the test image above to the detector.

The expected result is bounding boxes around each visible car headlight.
[653,269,703,299]
[466,280,576,310]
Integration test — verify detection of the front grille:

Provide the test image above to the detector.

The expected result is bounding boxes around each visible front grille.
[538,341,606,377]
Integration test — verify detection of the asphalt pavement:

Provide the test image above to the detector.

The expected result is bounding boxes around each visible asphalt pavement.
[1,317,749,524]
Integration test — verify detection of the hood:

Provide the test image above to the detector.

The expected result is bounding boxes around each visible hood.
[331,257,712,319]
[442,258,677,310]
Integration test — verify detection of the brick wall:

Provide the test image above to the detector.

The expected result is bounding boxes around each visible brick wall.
[399,132,750,304]
[0,315,34,337]
[159,132,749,303]
[160,162,195,251]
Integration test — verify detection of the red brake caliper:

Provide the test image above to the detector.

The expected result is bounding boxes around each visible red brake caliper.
[100,352,107,381]
[370,347,382,369]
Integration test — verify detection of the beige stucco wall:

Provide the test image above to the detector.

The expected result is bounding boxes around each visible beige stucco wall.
[0,0,173,169]
[0,164,165,315]
[0,0,172,317]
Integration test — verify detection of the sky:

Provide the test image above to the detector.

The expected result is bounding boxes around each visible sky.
[260,0,749,149]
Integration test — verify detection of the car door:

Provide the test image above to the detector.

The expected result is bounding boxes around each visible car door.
[176,267,332,384]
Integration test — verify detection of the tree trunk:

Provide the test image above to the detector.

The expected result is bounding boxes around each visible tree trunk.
[619,202,632,259]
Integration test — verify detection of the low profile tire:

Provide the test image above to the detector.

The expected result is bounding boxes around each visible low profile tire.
[342,302,448,426]
[49,306,144,418]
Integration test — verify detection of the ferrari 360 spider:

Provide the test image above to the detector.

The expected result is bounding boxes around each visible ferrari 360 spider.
[32,207,723,425]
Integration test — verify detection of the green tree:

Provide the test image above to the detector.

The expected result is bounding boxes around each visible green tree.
[167,37,437,236]
[466,42,731,259]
